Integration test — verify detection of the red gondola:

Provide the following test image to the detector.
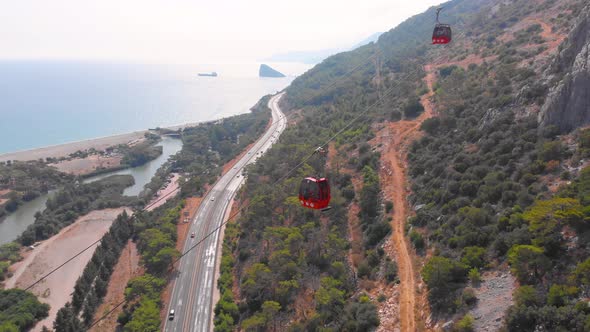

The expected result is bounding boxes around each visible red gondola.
[432,8,452,45]
[298,177,331,210]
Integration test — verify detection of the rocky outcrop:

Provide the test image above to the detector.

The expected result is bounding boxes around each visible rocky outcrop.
[259,64,285,78]
[538,6,590,133]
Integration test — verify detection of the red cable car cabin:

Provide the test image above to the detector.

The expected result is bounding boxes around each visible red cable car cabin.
[432,24,452,44]
[432,8,452,45]
[299,177,331,210]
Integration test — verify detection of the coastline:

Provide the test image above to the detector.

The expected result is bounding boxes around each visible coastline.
[0,122,199,163]
[0,131,147,163]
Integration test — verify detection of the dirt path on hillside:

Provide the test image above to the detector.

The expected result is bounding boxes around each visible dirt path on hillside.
[530,18,565,57]
[373,65,436,332]
[89,240,141,332]
[496,16,564,61]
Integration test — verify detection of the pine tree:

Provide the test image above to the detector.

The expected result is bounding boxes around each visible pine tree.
[53,303,83,332]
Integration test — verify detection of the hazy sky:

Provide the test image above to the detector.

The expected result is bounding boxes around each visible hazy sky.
[0,0,442,64]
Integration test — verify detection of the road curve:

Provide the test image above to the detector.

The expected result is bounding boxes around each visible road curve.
[163,93,287,332]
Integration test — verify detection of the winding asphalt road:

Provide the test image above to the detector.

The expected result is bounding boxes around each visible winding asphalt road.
[163,93,286,332]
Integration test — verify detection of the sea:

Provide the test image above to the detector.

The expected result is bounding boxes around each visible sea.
[0,61,311,154]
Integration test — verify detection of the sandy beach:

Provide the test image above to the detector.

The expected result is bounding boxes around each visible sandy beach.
[0,131,147,163]
[5,208,131,331]
[0,120,213,163]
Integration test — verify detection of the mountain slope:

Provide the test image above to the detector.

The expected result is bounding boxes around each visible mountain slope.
[216,0,590,331]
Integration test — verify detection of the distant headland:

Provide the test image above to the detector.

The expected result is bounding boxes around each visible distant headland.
[259,64,285,78]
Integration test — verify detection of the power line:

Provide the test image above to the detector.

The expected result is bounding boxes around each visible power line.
[19,112,288,296]
[154,52,387,230]
[143,187,180,210]
[15,52,393,332]
[24,238,102,291]
[26,111,290,329]
[175,70,421,260]
[91,60,424,328]
[23,186,180,291]
[87,296,127,329]
[92,67,424,328]
[89,111,293,329]
[291,51,382,107]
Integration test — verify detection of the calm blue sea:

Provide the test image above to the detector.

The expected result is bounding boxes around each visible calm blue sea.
[0,61,309,154]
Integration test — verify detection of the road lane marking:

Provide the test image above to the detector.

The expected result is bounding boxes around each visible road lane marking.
[169,93,286,332]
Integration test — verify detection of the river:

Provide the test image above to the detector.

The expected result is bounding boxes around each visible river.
[0,192,54,245]
[84,136,183,196]
[0,136,182,244]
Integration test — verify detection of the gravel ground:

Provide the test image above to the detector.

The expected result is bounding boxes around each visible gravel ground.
[470,268,516,332]
[6,208,130,331]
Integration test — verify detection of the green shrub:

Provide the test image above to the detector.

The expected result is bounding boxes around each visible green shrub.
[422,256,468,309]
[358,261,371,279]
[409,230,425,250]
[547,284,579,307]
[0,289,49,331]
[461,246,486,269]
[539,141,565,161]
[440,65,459,78]
[384,259,398,283]
[385,201,394,213]
[468,268,481,284]
[508,245,550,284]
[514,285,540,307]
[421,118,441,135]
[454,314,475,332]
[403,99,425,118]
[461,288,478,307]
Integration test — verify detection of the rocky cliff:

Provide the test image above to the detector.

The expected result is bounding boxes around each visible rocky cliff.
[539,5,590,132]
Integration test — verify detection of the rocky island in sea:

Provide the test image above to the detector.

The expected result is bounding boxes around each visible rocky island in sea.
[259,64,285,78]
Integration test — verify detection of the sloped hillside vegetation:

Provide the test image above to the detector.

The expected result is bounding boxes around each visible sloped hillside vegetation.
[405,0,590,330]
[217,0,590,330]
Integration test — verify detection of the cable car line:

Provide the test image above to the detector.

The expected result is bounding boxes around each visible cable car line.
[89,68,422,328]
[17,47,408,332]
[22,182,186,292]
[87,9,462,323]
[167,70,423,263]
[88,62,424,329]
[89,68,423,328]
[23,238,102,292]
[26,59,422,326]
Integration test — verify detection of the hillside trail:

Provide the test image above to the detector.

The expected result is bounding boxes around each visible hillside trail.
[529,18,565,56]
[496,16,563,59]
[375,65,436,332]
[373,14,563,332]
